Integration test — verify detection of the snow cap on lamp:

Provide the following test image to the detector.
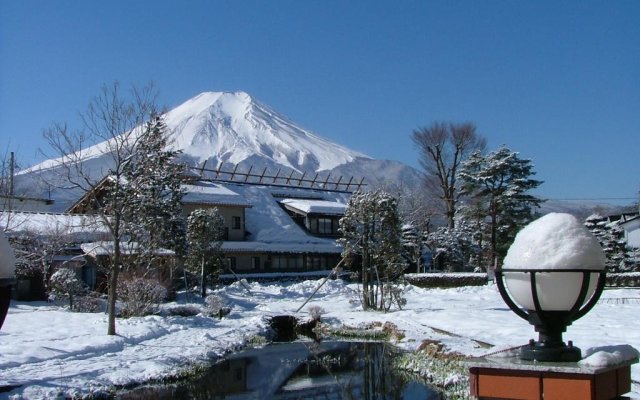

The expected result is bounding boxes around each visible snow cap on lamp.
[504,212,606,271]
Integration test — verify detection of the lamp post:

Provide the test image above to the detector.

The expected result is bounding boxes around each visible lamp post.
[495,268,605,362]
[495,213,607,362]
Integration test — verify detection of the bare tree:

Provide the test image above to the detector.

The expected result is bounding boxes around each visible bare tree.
[40,82,170,335]
[412,122,486,230]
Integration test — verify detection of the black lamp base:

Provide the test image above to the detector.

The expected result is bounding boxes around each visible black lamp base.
[521,340,582,362]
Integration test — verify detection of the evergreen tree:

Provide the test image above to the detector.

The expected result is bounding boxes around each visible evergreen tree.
[123,115,186,268]
[338,190,406,311]
[585,214,639,272]
[423,219,481,272]
[458,146,543,266]
[186,208,225,298]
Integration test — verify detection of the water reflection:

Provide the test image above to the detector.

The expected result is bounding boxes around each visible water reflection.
[120,341,441,399]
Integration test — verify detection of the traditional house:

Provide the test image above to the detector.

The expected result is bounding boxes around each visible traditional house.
[2,167,357,292]
[62,171,354,278]
[193,182,349,277]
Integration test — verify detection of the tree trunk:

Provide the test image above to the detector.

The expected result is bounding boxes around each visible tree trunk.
[362,226,370,311]
[200,257,206,298]
[107,266,119,335]
[107,236,121,336]
[490,201,498,266]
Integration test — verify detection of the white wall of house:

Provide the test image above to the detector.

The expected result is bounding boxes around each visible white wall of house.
[624,219,640,248]
[182,204,247,241]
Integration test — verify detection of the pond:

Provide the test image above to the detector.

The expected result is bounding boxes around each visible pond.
[118,341,442,399]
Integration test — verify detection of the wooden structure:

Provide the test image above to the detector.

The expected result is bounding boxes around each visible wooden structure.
[468,356,637,400]
[193,163,366,193]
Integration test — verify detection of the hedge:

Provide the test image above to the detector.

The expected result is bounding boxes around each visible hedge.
[404,273,488,288]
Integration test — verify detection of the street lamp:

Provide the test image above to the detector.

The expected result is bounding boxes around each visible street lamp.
[495,213,607,362]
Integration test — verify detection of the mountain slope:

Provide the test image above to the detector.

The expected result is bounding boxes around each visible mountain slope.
[14,91,419,211]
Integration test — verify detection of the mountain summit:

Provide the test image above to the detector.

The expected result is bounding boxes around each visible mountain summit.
[163,91,370,173]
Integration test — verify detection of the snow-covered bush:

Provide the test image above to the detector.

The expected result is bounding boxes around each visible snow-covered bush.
[205,294,223,314]
[307,305,325,321]
[165,304,202,317]
[49,268,87,311]
[72,295,104,313]
[204,294,230,318]
[117,277,167,317]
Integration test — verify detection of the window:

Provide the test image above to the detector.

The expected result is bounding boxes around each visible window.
[318,218,333,235]
[232,216,242,230]
[252,257,260,270]
[227,257,237,269]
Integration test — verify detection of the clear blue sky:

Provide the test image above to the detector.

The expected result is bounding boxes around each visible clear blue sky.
[1,1,639,205]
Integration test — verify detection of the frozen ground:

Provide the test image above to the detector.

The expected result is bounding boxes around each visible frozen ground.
[1,279,639,399]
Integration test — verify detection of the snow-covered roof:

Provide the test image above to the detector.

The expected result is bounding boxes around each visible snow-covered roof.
[1,211,108,239]
[181,182,252,207]
[222,241,341,254]
[80,241,175,257]
[280,198,346,216]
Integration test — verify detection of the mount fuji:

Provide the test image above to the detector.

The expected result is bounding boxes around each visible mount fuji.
[16,91,422,211]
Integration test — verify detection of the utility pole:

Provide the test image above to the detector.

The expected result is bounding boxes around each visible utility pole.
[9,152,15,196]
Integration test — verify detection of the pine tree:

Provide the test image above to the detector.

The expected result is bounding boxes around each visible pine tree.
[423,219,481,272]
[123,115,186,268]
[585,214,639,272]
[458,146,543,266]
[338,190,406,311]
[186,208,225,298]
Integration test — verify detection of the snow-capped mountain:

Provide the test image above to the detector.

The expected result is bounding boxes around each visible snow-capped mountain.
[164,91,370,172]
[16,91,422,211]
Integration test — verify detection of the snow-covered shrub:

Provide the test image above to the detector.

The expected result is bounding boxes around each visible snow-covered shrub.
[307,305,325,321]
[117,277,167,317]
[49,268,87,310]
[73,295,104,313]
[205,294,223,313]
[204,294,230,318]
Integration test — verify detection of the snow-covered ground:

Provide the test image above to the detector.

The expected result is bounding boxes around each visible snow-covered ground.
[1,279,639,399]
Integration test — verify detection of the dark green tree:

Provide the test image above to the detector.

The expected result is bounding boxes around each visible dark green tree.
[458,146,543,266]
[123,114,186,268]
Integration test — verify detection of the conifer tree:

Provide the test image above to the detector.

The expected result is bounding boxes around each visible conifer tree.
[123,115,186,267]
[459,146,543,265]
